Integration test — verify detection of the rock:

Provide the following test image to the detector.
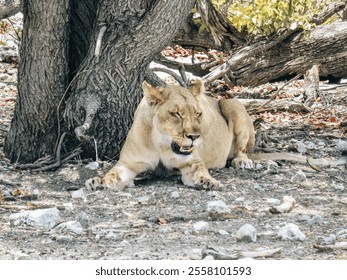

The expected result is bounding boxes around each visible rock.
[55,220,84,235]
[193,221,209,235]
[307,214,323,225]
[71,188,86,201]
[170,191,180,198]
[218,230,229,235]
[335,140,347,151]
[270,196,296,214]
[297,214,311,222]
[203,255,215,260]
[206,200,230,214]
[267,198,281,205]
[294,141,306,154]
[136,195,152,204]
[323,234,336,245]
[9,207,60,230]
[278,223,305,241]
[55,235,74,243]
[291,170,306,183]
[236,224,257,242]
[188,248,202,260]
[85,161,99,170]
[76,211,89,228]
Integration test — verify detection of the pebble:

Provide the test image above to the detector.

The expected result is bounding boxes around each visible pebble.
[76,211,89,228]
[278,223,305,241]
[203,255,215,260]
[55,220,84,235]
[290,170,306,183]
[235,197,245,202]
[267,198,281,205]
[236,224,257,242]
[206,200,230,214]
[323,234,336,245]
[307,214,324,225]
[218,230,229,236]
[71,188,87,201]
[85,161,99,170]
[335,140,347,151]
[9,207,60,229]
[170,191,180,198]
[294,141,306,154]
[136,195,152,204]
[55,235,74,243]
[188,248,202,260]
[193,221,209,235]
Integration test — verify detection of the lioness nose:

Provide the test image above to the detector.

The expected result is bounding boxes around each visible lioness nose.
[186,134,200,141]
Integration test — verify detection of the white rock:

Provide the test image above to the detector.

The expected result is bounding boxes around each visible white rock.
[218,230,229,235]
[71,188,86,201]
[323,234,336,245]
[278,223,305,241]
[267,198,281,205]
[307,214,323,225]
[207,200,230,213]
[9,208,60,230]
[193,221,209,235]
[188,248,202,260]
[55,220,84,235]
[170,191,180,198]
[335,140,347,151]
[236,224,257,242]
[295,141,306,154]
[291,170,306,182]
[85,161,99,170]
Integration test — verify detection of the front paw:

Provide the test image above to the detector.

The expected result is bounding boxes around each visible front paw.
[85,176,104,191]
[232,157,253,169]
[193,174,220,189]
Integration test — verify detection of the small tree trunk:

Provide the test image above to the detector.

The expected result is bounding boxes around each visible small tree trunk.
[4,0,70,163]
[63,0,195,160]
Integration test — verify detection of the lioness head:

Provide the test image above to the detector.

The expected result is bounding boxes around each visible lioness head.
[142,80,205,155]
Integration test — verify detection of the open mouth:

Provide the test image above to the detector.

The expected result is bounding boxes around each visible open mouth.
[171,141,193,155]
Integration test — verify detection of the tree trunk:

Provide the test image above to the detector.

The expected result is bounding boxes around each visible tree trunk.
[4,0,195,163]
[4,0,70,163]
[63,0,195,160]
[231,22,347,86]
[0,0,21,19]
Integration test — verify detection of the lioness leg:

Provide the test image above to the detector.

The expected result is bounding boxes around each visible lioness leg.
[85,161,150,190]
[180,162,220,188]
[219,99,255,169]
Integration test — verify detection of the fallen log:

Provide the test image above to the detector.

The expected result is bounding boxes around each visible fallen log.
[215,22,347,86]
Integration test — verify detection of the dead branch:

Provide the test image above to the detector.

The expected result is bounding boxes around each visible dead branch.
[151,67,187,87]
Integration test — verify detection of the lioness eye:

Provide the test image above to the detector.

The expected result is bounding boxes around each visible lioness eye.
[196,111,202,117]
[170,111,182,118]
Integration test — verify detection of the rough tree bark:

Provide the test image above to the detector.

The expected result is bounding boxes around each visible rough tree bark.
[0,0,20,19]
[4,0,70,163]
[4,0,195,163]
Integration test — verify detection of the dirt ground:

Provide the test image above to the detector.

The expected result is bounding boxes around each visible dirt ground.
[1,65,346,260]
[0,17,346,259]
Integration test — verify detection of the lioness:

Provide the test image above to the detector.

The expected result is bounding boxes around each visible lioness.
[86,79,254,190]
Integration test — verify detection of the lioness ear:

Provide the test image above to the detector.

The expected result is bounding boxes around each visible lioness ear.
[188,79,205,97]
[142,81,165,106]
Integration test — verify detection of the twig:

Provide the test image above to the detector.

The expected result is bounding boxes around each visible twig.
[0,179,20,187]
[151,67,186,87]
[178,64,188,87]
[32,148,82,172]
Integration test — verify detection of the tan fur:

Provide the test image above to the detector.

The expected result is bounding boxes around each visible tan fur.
[85,80,255,190]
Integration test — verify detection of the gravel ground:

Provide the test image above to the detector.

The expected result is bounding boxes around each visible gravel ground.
[0,14,346,260]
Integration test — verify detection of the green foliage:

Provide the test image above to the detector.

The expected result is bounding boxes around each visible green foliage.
[222,0,337,36]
